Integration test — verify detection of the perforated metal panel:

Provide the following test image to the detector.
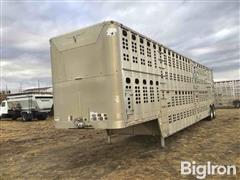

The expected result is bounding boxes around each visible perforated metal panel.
[119,24,214,136]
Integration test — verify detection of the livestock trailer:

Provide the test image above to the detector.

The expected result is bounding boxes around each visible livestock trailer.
[214,80,240,108]
[50,21,215,147]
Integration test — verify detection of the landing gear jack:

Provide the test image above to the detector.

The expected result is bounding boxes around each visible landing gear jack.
[106,129,112,144]
[160,136,165,148]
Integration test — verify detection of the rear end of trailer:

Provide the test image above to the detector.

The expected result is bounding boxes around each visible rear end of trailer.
[214,80,240,108]
[50,21,126,131]
[50,21,215,146]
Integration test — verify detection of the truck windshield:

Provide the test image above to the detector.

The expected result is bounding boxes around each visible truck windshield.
[1,102,6,107]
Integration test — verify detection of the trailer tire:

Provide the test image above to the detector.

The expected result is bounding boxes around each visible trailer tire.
[212,105,216,118]
[22,113,32,121]
[37,113,47,120]
[208,105,215,120]
[236,103,240,108]
[233,100,240,108]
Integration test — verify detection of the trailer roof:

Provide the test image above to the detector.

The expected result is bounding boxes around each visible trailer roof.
[50,20,212,71]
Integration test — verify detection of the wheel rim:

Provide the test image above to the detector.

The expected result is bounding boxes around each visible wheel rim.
[23,114,27,121]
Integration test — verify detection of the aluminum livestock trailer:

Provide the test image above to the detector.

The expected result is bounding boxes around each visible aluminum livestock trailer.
[214,80,240,108]
[50,21,215,147]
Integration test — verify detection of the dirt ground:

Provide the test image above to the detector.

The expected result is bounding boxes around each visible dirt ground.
[0,109,239,180]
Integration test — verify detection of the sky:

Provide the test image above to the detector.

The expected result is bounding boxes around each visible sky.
[1,0,240,92]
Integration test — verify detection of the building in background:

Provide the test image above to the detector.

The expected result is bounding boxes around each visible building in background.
[23,87,52,93]
[214,80,240,108]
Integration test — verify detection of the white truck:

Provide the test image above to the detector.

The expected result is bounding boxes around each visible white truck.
[0,93,53,121]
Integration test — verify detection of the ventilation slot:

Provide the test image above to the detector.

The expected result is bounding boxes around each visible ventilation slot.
[122,37,129,50]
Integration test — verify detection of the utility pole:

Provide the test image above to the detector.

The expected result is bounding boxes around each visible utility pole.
[19,82,22,93]
[38,80,40,92]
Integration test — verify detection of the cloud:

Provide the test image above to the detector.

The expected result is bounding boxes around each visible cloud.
[214,68,240,81]
[1,1,239,92]
[1,54,51,91]
[2,55,50,79]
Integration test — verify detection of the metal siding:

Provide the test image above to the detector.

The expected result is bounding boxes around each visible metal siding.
[51,22,126,129]
[119,25,214,136]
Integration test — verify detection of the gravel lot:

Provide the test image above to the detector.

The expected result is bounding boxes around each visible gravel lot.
[0,109,239,179]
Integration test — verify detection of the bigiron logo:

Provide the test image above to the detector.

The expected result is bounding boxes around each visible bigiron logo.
[180,161,237,179]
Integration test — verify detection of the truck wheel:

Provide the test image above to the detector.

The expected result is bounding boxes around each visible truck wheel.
[37,113,47,120]
[12,115,17,120]
[22,113,32,121]
[12,113,18,120]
